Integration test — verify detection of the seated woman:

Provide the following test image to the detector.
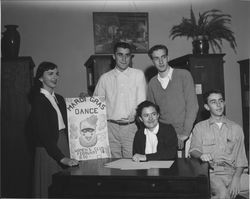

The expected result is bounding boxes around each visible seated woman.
[132,100,178,162]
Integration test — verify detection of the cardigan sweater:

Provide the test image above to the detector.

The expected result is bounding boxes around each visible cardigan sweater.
[30,93,68,162]
[147,68,199,139]
[132,122,178,160]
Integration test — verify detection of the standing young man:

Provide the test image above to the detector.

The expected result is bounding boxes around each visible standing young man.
[94,42,147,158]
[147,44,198,150]
[189,89,249,199]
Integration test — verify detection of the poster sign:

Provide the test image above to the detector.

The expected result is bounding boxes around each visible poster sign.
[66,96,111,161]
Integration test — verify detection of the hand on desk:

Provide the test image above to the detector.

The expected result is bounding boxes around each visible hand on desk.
[132,154,146,162]
[60,157,79,167]
[200,153,213,162]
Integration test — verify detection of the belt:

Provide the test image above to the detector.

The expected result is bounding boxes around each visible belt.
[108,119,135,126]
[209,161,235,172]
[211,161,233,168]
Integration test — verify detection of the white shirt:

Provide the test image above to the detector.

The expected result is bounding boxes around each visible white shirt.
[144,123,159,154]
[40,88,66,130]
[94,67,147,121]
[216,122,223,129]
[157,67,173,89]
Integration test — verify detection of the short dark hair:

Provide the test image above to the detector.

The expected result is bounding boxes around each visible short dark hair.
[136,100,160,118]
[148,44,168,59]
[203,89,225,104]
[35,61,58,80]
[29,61,58,103]
[113,42,132,54]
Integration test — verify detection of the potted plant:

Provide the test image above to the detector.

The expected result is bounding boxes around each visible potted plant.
[169,7,237,54]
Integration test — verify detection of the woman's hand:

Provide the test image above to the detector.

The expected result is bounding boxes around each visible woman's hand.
[60,157,79,167]
[132,154,146,162]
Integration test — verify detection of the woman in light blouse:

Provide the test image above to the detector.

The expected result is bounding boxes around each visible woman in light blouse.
[29,62,78,198]
[132,100,177,162]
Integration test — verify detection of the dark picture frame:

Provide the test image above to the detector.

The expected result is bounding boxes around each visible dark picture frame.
[93,12,149,54]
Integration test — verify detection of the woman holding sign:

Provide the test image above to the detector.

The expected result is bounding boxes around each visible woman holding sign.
[29,61,78,198]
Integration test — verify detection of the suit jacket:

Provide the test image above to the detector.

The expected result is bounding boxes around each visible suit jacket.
[133,122,177,160]
[30,92,68,162]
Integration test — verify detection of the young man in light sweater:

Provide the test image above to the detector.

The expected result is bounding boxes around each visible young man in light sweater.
[147,44,199,150]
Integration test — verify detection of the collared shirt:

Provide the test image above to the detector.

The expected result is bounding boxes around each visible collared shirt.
[40,88,66,130]
[189,116,248,169]
[94,67,147,121]
[144,123,159,154]
[157,67,173,89]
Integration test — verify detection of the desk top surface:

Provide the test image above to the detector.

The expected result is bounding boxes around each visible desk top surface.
[54,158,209,179]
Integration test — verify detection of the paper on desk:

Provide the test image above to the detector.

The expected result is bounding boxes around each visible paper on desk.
[104,159,174,170]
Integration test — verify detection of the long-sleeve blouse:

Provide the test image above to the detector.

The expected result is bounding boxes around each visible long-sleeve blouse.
[133,122,178,160]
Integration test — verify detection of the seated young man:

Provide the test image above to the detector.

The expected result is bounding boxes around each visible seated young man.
[189,89,249,199]
[132,100,177,162]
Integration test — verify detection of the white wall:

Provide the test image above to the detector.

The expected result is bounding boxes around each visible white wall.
[1,0,250,125]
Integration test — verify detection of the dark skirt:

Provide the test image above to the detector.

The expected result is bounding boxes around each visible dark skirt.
[32,130,69,198]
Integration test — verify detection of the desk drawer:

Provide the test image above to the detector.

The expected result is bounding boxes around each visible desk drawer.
[61,177,208,197]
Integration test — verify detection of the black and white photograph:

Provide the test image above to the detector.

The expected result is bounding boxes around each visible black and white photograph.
[1,0,249,199]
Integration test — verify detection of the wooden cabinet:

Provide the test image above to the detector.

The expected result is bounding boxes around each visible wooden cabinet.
[1,57,35,197]
[84,55,114,95]
[169,54,225,123]
[237,59,249,152]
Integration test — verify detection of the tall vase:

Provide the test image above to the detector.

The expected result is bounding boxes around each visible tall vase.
[1,25,21,58]
[192,36,209,55]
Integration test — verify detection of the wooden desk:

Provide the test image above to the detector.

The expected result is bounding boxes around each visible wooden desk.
[50,158,210,199]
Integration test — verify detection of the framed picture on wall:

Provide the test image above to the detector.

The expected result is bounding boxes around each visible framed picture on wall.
[93,12,149,54]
